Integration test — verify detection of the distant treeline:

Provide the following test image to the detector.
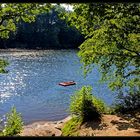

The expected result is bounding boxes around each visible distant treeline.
[0,6,84,50]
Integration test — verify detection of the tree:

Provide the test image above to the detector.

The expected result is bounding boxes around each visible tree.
[0,5,84,49]
[66,3,140,95]
[0,3,51,39]
[0,3,52,71]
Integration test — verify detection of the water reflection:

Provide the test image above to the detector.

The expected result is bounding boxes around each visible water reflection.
[0,50,116,124]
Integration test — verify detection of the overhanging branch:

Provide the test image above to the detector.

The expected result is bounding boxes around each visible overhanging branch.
[124,70,140,78]
[0,29,12,32]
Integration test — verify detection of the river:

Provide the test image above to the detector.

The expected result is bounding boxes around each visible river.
[0,49,116,124]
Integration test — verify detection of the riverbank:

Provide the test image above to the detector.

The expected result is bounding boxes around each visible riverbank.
[20,112,140,136]
[0,49,35,52]
[20,116,72,136]
[0,48,79,52]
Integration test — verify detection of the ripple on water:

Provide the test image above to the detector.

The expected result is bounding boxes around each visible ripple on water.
[0,50,116,124]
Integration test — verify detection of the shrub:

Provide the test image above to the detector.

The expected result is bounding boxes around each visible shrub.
[114,90,140,113]
[62,86,108,136]
[2,107,23,136]
[92,96,107,114]
[0,59,9,73]
[70,86,102,122]
[62,117,82,136]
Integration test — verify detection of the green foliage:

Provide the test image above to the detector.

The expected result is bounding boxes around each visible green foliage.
[0,3,53,72]
[61,117,82,136]
[2,107,23,136]
[113,90,140,113]
[0,3,52,39]
[62,86,108,136]
[0,59,8,73]
[67,3,140,94]
[92,95,107,114]
[70,86,102,122]
[1,5,84,49]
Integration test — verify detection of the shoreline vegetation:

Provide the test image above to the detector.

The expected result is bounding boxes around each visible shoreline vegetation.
[20,112,140,136]
[19,86,140,136]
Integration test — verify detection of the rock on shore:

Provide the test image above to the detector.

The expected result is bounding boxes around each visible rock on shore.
[20,116,72,136]
[20,114,140,136]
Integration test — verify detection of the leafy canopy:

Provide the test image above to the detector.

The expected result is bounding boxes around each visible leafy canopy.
[0,3,52,39]
[0,5,84,49]
[67,3,140,93]
[0,3,52,72]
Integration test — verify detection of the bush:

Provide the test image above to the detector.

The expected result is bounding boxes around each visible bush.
[92,95,107,114]
[70,86,103,122]
[62,117,82,136]
[114,90,140,113]
[2,107,23,136]
[0,59,9,73]
[62,86,108,136]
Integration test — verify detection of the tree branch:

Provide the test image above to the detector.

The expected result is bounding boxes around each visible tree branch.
[95,51,139,59]
[0,14,22,25]
[124,70,140,78]
[0,4,36,26]
[121,46,140,57]
[0,29,12,32]
[117,42,140,57]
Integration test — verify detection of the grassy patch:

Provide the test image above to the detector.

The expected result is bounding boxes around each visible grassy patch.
[61,117,82,136]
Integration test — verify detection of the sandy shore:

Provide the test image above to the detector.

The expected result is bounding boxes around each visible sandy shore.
[20,113,140,136]
[20,116,72,136]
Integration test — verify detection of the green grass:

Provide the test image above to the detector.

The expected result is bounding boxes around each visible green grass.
[61,117,82,136]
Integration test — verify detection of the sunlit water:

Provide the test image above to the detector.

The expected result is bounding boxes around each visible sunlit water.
[0,50,116,124]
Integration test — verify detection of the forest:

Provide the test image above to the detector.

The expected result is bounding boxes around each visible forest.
[0,5,84,49]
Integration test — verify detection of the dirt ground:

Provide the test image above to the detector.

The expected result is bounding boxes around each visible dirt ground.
[20,113,140,136]
[77,114,140,136]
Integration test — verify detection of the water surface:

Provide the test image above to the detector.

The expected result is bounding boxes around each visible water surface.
[0,50,116,124]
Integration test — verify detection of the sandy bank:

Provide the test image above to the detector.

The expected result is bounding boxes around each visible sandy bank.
[20,116,72,136]
[20,113,140,136]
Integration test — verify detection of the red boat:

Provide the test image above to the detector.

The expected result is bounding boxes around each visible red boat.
[59,81,76,86]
